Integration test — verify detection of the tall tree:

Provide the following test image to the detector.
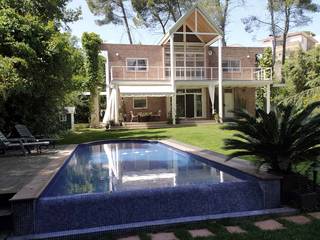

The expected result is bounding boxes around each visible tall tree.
[86,0,134,44]
[82,32,103,128]
[242,0,281,70]
[0,3,81,133]
[277,0,319,65]
[200,0,245,46]
[132,0,193,34]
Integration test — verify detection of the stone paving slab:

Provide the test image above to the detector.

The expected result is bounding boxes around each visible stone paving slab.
[0,145,76,198]
[308,212,320,219]
[188,228,214,237]
[282,215,311,225]
[225,226,247,234]
[150,232,178,240]
[117,236,140,240]
[254,219,285,231]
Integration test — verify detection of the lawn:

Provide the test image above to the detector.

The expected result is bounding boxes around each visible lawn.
[59,124,236,155]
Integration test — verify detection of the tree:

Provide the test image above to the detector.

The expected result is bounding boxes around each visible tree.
[242,0,319,70]
[242,0,281,69]
[81,32,104,128]
[0,0,81,27]
[256,47,274,109]
[277,0,319,65]
[132,0,193,34]
[200,0,245,46]
[281,46,320,104]
[222,101,320,173]
[86,0,134,44]
[0,4,81,134]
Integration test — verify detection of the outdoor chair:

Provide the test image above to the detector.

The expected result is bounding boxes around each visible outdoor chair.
[14,124,57,148]
[130,111,139,122]
[0,131,49,156]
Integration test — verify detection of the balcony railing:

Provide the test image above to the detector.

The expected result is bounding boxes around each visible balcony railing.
[110,66,272,82]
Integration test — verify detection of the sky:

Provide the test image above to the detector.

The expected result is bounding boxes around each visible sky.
[67,0,320,47]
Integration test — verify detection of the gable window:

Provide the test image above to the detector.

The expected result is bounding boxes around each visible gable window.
[222,59,241,72]
[127,58,148,71]
[133,98,147,109]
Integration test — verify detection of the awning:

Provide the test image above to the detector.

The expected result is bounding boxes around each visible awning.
[119,86,174,97]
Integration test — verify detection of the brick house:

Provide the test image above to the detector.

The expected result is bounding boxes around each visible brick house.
[102,6,272,125]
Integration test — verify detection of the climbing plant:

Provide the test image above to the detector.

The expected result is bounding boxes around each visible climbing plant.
[81,32,104,128]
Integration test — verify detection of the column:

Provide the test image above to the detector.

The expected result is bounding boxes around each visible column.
[114,85,119,124]
[218,37,223,123]
[266,84,271,113]
[170,34,176,125]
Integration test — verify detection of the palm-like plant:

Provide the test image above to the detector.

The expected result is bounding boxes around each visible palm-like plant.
[222,101,320,173]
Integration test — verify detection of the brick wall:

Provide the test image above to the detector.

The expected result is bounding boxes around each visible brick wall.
[121,97,167,121]
[101,44,165,81]
[234,87,256,116]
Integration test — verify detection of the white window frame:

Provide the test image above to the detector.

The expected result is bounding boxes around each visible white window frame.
[222,59,241,73]
[126,58,148,72]
[59,114,67,122]
[133,97,148,109]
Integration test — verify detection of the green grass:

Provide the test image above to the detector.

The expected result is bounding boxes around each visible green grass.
[59,124,236,155]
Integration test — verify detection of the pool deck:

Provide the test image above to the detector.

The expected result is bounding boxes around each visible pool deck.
[0,145,76,198]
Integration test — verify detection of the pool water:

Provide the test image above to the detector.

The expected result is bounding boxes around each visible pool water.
[45,141,240,196]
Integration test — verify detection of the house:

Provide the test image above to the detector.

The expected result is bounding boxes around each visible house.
[102,6,272,125]
[262,31,318,60]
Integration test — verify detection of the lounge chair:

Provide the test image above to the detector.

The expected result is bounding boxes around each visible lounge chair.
[14,124,57,148]
[0,131,49,155]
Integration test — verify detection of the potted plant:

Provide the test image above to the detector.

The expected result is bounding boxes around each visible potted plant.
[221,101,320,209]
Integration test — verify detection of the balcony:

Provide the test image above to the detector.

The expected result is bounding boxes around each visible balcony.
[110,66,272,82]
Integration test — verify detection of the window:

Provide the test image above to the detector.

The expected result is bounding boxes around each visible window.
[59,114,67,122]
[222,59,241,72]
[133,98,147,109]
[127,58,148,71]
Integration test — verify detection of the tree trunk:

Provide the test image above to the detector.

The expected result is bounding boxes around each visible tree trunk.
[221,0,229,46]
[89,87,100,128]
[269,0,276,73]
[119,0,133,44]
[281,5,290,83]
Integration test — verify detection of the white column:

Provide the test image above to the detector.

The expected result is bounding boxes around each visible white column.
[170,34,176,125]
[218,37,223,123]
[266,84,271,113]
[103,51,110,124]
[114,85,119,124]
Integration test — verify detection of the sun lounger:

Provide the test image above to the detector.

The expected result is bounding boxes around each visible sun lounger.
[14,124,57,148]
[0,131,49,155]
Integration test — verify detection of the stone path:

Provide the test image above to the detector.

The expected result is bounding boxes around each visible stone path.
[116,213,319,240]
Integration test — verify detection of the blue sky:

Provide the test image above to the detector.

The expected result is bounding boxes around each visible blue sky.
[67,0,320,46]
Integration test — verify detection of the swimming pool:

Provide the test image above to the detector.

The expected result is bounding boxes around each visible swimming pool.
[12,140,281,238]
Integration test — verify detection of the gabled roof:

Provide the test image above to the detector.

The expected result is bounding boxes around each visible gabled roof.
[159,5,222,45]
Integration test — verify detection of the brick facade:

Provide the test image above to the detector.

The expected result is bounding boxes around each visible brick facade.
[102,43,263,121]
[121,97,167,121]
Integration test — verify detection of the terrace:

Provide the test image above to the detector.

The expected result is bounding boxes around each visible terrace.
[110,66,272,82]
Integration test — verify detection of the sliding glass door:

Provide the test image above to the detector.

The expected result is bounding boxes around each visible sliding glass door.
[176,89,203,118]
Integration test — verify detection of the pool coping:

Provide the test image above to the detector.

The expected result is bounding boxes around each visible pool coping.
[10,144,77,202]
[159,139,282,181]
[10,139,281,202]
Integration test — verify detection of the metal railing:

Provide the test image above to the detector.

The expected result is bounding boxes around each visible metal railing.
[110,66,272,82]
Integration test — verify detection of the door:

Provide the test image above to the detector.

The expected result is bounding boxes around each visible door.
[186,94,194,118]
[224,89,234,118]
[176,95,185,118]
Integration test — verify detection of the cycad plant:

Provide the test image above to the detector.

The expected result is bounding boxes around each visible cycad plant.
[222,101,320,174]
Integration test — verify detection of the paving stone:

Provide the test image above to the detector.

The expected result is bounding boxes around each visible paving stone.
[282,215,311,225]
[308,212,320,219]
[254,219,285,231]
[188,229,214,238]
[225,226,247,234]
[118,236,140,240]
[150,232,178,240]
